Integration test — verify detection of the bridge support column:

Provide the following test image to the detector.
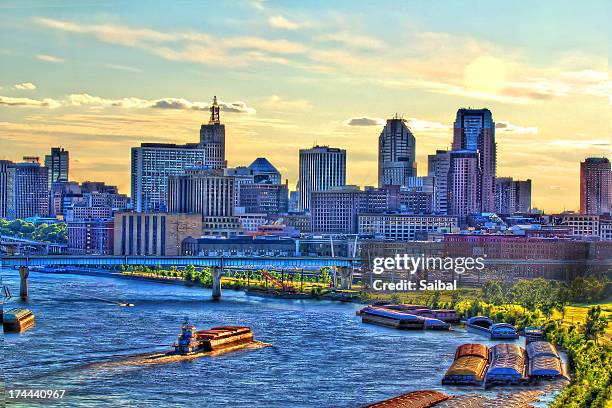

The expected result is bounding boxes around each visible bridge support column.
[211,266,222,300]
[19,266,29,300]
[338,267,352,290]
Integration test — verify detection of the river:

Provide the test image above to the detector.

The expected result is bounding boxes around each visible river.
[1,268,564,407]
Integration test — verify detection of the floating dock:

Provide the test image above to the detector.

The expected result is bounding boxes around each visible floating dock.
[364,390,450,408]
[3,308,35,333]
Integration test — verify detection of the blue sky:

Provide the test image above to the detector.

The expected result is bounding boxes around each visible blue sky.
[0,0,609,212]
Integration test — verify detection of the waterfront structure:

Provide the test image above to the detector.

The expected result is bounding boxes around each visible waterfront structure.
[44,147,69,189]
[495,177,532,214]
[0,160,13,218]
[452,108,497,212]
[248,158,282,184]
[447,150,480,221]
[6,159,49,219]
[166,168,238,237]
[358,214,458,241]
[113,212,202,256]
[67,219,114,255]
[131,143,206,212]
[199,96,226,169]
[298,146,346,211]
[428,150,451,215]
[182,236,295,257]
[238,182,289,214]
[378,117,417,188]
[580,157,611,215]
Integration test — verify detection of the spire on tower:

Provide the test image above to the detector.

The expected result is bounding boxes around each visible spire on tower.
[209,95,220,124]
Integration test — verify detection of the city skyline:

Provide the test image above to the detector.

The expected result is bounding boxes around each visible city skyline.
[0,1,609,213]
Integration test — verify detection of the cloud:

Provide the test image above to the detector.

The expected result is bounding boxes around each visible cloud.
[35,17,305,68]
[495,121,538,135]
[0,96,61,108]
[268,15,303,30]
[14,82,37,90]
[36,54,64,63]
[404,118,450,132]
[105,63,141,72]
[261,95,312,111]
[317,32,385,50]
[344,116,385,126]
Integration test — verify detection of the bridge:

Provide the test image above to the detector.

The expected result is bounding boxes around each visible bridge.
[1,255,356,299]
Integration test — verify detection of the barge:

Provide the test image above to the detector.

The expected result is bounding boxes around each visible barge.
[3,308,35,333]
[485,343,527,386]
[490,323,519,339]
[174,322,254,355]
[465,316,493,335]
[442,343,489,385]
[380,305,460,323]
[365,390,450,408]
[359,306,425,330]
[526,341,564,378]
[524,326,544,344]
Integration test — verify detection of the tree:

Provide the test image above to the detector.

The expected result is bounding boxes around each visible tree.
[583,306,608,343]
[482,280,505,305]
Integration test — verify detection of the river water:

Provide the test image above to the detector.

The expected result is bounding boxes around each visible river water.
[1,268,563,407]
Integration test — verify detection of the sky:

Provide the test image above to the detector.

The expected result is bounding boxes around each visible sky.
[0,0,610,213]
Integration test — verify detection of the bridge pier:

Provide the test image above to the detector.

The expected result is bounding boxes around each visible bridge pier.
[211,266,222,300]
[338,267,352,290]
[18,266,29,300]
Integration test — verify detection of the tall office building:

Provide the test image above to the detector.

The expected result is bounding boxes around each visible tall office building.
[378,117,417,188]
[580,157,611,215]
[452,108,496,212]
[131,143,206,212]
[44,147,69,188]
[239,183,289,214]
[447,151,480,221]
[6,159,49,219]
[199,96,226,169]
[0,160,13,218]
[428,150,451,214]
[495,177,532,214]
[298,146,346,211]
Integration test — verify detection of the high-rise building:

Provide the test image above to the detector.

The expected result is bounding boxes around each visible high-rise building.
[131,142,206,212]
[358,213,458,241]
[167,168,239,236]
[311,185,363,234]
[452,108,496,212]
[378,117,417,188]
[495,177,532,214]
[248,158,282,184]
[447,150,480,221]
[199,96,226,169]
[238,182,289,214]
[224,166,255,209]
[6,159,49,219]
[428,150,451,215]
[298,146,346,211]
[580,157,611,215]
[68,219,114,255]
[0,160,13,218]
[44,147,69,189]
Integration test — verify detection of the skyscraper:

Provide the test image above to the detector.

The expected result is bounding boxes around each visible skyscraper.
[428,150,451,214]
[44,147,69,188]
[0,160,13,218]
[378,117,416,188]
[298,146,346,211]
[447,150,480,221]
[199,96,226,169]
[248,157,282,184]
[495,177,532,214]
[131,143,206,212]
[6,159,49,219]
[452,108,496,212]
[580,157,611,215]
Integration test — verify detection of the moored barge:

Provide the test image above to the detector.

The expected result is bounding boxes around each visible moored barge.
[174,322,254,355]
[359,306,425,330]
[485,343,527,386]
[442,343,489,385]
[364,390,450,408]
[490,323,519,339]
[3,308,35,333]
[526,341,564,378]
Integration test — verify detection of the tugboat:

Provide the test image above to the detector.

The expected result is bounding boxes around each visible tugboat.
[173,320,255,355]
